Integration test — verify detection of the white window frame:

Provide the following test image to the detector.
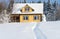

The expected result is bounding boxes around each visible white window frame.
[23,15,28,20]
[34,15,39,20]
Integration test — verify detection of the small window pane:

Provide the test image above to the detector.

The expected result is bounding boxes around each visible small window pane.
[34,16,39,20]
[16,16,19,20]
[25,7,30,11]
[23,16,28,20]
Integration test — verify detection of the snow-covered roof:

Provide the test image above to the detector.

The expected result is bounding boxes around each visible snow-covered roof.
[12,3,43,14]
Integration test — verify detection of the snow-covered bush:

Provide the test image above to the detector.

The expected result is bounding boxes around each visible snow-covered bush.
[0,10,11,23]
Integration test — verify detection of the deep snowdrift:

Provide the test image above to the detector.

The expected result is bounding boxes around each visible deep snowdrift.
[0,23,37,39]
[38,21,60,39]
[0,21,60,39]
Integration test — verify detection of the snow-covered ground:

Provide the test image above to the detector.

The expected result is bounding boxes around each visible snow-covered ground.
[0,23,37,39]
[38,21,60,39]
[0,21,60,39]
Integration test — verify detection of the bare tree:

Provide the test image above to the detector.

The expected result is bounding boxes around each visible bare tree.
[0,3,4,12]
[7,0,14,12]
[0,1,7,12]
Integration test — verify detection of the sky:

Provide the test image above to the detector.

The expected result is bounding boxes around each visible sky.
[0,0,60,4]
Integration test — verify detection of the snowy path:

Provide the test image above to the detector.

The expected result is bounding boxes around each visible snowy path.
[34,22,47,39]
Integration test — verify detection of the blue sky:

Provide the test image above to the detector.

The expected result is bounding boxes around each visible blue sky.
[15,0,60,4]
[0,0,60,4]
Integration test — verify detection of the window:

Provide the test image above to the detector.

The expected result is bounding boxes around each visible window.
[25,7,30,12]
[11,15,20,22]
[16,16,19,20]
[15,16,20,22]
[23,16,28,20]
[20,4,34,12]
[34,16,39,20]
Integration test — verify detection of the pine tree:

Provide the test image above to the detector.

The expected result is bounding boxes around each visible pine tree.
[53,1,57,8]
[31,1,35,3]
[47,0,51,11]
[7,0,14,12]
[43,1,46,11]
[43,1,48,15]
[37,0,41,3]
[24,0,26,3]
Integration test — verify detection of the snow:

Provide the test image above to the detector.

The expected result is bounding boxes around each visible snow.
[0,23,37,39]
[0,21,60,39]
[38,21,60,39]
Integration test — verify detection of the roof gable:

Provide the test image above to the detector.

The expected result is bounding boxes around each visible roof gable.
[20,4,34,13]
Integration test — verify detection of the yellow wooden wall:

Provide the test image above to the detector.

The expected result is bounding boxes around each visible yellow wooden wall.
[21,4,34,12]
[20,14,42,22]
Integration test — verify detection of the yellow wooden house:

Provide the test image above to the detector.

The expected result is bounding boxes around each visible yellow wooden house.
[11,3,46,22]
